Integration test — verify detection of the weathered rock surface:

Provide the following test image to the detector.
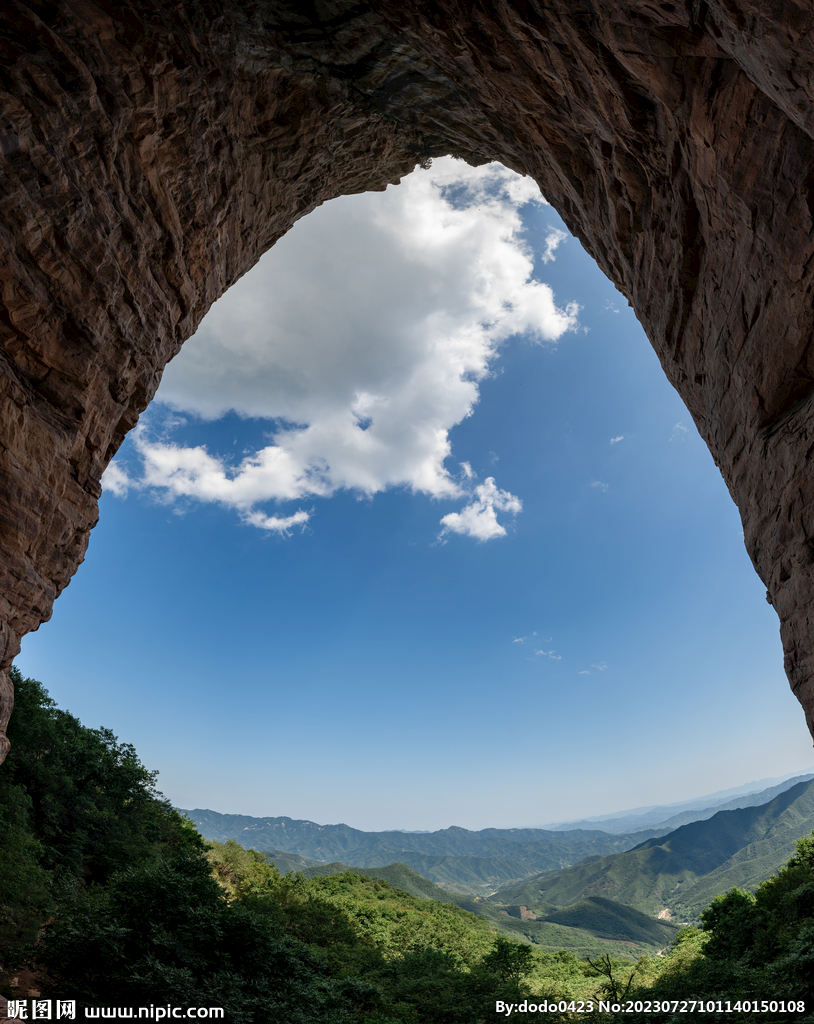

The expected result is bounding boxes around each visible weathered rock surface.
[1,0,814,758]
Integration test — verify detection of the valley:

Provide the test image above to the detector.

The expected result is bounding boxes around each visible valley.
[183,772,814,956]
[183,807,671,895]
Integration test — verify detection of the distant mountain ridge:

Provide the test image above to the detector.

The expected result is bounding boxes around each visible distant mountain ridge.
[540,770,814,834]
[182,808,667,893]
[182,771,814,900]
[492,777,814,919]
[186,773,814,955]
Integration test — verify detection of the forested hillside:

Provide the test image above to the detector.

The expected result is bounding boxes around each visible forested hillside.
[276,856,679,958]
[494,779,814,920]
[2,667,813,1020]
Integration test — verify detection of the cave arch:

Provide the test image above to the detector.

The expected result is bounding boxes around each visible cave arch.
[2,0,814,761]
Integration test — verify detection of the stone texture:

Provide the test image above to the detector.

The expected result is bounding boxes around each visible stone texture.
[1,0,814,757]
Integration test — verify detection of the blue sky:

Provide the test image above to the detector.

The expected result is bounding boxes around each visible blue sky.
[16,159,814,831]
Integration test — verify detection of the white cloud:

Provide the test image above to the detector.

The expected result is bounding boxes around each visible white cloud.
[107,158,579,537]
[101,462,131,497]
[610,435,624,445]
[541,227,568,264]
[244,509,312,535]
[671,421,689,442]
[512,637,528,644]
[591,480,609,492]
[535,649,562,660]
[578,662,607,675]
[438,477,522,542]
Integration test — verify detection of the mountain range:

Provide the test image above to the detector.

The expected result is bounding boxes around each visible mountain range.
[492,776,814,920]
[183,770,814,957]
[181,771,814,895]
[540,770,814,834]
[182,808,668,893]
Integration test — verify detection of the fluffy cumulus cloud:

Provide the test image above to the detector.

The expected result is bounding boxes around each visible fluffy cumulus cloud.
[105,158,579,538]
[540,228,568,264]
[438,477,522,542]
[102,462,131,498]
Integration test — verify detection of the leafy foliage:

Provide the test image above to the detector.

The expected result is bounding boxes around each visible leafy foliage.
[203,843,606,1019]
[698,833,814,1000]
[0,782,50,948]
[0,667,204,955]
[584,953,643,1003]
[3,666,814,1021]
[1,668,204,883]
[35,856,366,1023]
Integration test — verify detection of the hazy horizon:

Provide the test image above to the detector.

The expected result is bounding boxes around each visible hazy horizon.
[178,765,814,834]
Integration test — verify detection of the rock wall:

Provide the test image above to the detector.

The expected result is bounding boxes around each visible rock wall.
[1,0,814,759]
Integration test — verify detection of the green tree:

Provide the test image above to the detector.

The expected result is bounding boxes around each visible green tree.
[2,668,204,882]
[36,854,378,1022]
[481,935,533,983]
[0,783,50,949]
[700,887,758,962]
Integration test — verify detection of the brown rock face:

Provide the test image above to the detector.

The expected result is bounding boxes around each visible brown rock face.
[1,0,814,758]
